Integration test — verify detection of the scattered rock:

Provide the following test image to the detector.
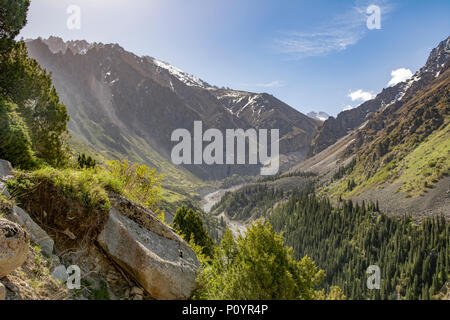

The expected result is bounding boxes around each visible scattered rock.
[0,219,29,278]
[63,228,76,240]
[50,254,61,266]
[0,282,6,300]
[51,265,68,282]
[0,160,13,182]
[8,206,54,256]
[132,294,143,300]
[130,286,144,296]
[98,208,200,300]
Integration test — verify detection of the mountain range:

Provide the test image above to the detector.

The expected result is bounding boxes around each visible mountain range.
[26,37,319,184]
[210,36,449,221]
[25,35,450,218]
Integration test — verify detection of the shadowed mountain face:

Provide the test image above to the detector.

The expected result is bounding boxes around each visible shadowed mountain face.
[309,36,450,157]
[26,37,318,180]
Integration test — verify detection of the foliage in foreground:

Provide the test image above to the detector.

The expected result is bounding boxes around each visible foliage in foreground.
[7,160,164,213]
[172,206,215,257]
[0,0,70,168]
[195,221,345,300]
[270,187,449,300]
[0,0,30,54]
[106,160,164,211]
[0,96,37,169]
[77,153,97,169]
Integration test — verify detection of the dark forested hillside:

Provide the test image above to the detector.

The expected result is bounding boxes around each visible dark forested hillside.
[211,172,316,221]
[270,187,449,300]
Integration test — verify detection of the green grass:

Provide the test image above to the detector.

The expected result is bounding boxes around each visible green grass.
[397,121,450,196]
[69,130,211,212]
[325,120,450,199]
[8,167,116,211]
[0,189,14,217]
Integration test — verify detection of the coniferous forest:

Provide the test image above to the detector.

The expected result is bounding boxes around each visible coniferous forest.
[270,186,449,300]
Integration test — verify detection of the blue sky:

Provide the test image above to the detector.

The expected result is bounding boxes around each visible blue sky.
[20,0,450,116]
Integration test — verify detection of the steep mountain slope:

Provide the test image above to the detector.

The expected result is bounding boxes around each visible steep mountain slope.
[309,36,450,156]
[287,37,450,218]
[25,37,319,183]
[212,89,318,155]
[324,65,450,218]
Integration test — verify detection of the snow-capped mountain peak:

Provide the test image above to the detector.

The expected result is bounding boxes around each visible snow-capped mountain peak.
[307,111,330,122]
[150,58,210,88]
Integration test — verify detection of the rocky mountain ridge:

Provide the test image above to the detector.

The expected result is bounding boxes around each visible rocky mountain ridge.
[26,37,319,181]
[309,36,450,156]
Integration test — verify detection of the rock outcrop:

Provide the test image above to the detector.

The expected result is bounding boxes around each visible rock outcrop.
[0,282,5,300]
[309,36,450,156]
[0,159,13,198]
[0,160,13,181]
[98,206,200,300]
[8,206,54,257]
[0,158,200,300]
[0,219,30,278]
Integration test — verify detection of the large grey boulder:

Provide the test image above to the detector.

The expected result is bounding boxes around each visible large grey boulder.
[0,160,13,182]
[8,206,54,256]
[98,207,200,300]
[0,219,29,278]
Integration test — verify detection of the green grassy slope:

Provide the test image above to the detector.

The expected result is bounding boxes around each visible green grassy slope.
[323,69,450,201]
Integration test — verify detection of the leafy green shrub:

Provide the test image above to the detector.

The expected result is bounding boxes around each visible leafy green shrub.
[89,280,111,300]
[0,193,13,217]
[172,206,214,257]
[8,160,164,214]
[0,96,37,169]
[1,41,70,167]
[106,160,163,211]
[196,221,327,300]
[77,153,96,169]
[0,0,30,53]
[8,167,112,210]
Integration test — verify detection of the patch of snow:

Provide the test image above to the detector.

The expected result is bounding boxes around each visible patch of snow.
[237,95,261,118]
[152,58,208,88]
[358,121,368,130]
[308,111,330,121]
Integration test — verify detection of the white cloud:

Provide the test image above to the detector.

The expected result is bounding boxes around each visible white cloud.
[241,80,285,88]
[255,81,285,88]
[275,1,394,59]
[348,89,374,102]
[343,105,355,111]
[387,68,413,87]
